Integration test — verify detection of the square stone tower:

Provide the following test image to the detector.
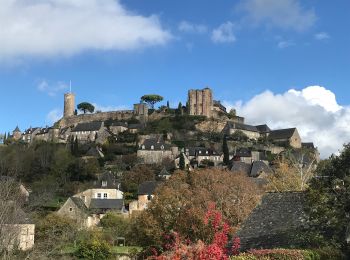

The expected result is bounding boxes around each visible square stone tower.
[188,87,213,117]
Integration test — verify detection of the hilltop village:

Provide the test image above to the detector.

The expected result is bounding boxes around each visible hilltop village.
[9,87,316,165]
[1,87,331,259]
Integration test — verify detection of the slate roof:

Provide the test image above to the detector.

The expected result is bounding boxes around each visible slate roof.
[36,127,50,135]
[89,199,124,210]
[109,121,128,127]
[234,147,252,157]
[302,142,315,149]
[213,100,227,112]
[13,126,21,132]
[70,197,88,213]
[140,138,171,150]
[158,167,171,177]
[250,161,273,177]
[24,127,40,135]
[236,192,308,250]
[186,147,220,157]
[255,124,271,133]
[129,124,143,129]
[138,181,162,195]
[268,128,296,140]
[94,172,120,189]
[226,122,259,132]
[230,162,251,175]
[72,121,103,132]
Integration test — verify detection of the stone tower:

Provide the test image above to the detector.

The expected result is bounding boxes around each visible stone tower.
[12,126,22,141]
[64,93,75,118]
[188,87,213,117]
[134,103,149,122]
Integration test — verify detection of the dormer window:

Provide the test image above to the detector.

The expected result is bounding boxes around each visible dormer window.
[199,151,202,154]
[151,145,154,150]
[161,145,164,150]
[102,180,107,187]
[142,145,145,150]
[206,151,209,154]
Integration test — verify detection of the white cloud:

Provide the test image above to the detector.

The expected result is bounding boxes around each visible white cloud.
[37,80,68,96]
[224,86,349,158]
[314,32,330,40]
[238,0,316,31]
[0,0,171,60]
[211,22,236,44]
[46,109,62,124]
[277,40,294,49]
[178,21,207,34]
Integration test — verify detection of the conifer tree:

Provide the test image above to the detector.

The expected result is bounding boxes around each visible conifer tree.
[179,153,186,170]
[167,101,170,109]
[223,135,230,165]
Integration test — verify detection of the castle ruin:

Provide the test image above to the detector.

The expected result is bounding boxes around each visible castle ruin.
[64,93,75,118]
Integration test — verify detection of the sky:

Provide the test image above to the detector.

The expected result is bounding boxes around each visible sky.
[0,0,349,158]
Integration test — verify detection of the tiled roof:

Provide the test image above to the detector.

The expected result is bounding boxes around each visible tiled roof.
[250,161,272,177]
[13,126,21,132]
[94,172,120,189]
[140,138,171,150]
[226,122,259,132]
[255,124,271,133]
[70,197,88,213]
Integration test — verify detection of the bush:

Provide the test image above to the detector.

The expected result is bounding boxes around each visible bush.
[75,237,112,259]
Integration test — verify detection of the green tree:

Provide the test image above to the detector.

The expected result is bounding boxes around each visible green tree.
[140,94,163,109]
[306,144,350,253]
[177,102,183,115]
[167,101,170,109]
[231,130,249,142]
[76,234,112,260]
[100,213,130,238]
[77,102,95,114]
[223,135,229,165]
[179,153,185,170]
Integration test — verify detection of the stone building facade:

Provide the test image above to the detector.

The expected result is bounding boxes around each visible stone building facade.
[188,88,213,117]
[1,224,35,251]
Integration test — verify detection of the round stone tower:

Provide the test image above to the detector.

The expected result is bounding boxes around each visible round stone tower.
[64,93,75,118]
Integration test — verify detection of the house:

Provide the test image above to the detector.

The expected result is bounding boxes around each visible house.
[230,161,272,179]
[57,172,125,228]
[255,124,271,138]
[230,147,252,163]
[128,123,143,134]
[129,181,162,215]
[223,122,261,140]
[268,128,302,148]
[71,121,106,143]
[12,126,22,141]
[109,121,128,134]
[0,176,30,202]
[185,147,223,166]
[1,206,35,251]
[236,192,308,250]
[157,167,172,180]
[22,127,41,143]
[137,137,179,164]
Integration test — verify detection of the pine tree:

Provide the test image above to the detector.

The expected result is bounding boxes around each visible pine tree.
[167,101,170,109]
[3,132,6,143]
[223,135,230,165]
[177,102,183,116]
[73,137,79,156]
[179,153,186,170]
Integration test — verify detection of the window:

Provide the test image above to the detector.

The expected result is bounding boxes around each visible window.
[97,193,102,199]
[102,181,107,187]
[69,207,73,212]
[161,145,164,150]
[142,145,145,150]
[151,145,154,150]
[103,193,108,199]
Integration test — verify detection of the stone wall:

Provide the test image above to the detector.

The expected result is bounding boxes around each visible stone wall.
[59,111,136,127]
[1,224,35,251]
[137,149,178,164]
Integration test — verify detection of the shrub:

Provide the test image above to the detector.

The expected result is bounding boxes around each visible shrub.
[75,237,112,260]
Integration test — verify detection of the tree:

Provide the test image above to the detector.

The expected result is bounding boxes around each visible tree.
[305,144,350,253]
[77,102,95,114]
[100,212,130,239]
[177,102,183,115]
[223,135,229,165]
[179,153,185,170]
[166,101,170,109]
[266,149,317,192]
[230,130,248,142]
[129,169,261,247]
[140,94,164,109]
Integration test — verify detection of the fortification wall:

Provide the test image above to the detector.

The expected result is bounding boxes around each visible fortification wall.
[59,110,135,127]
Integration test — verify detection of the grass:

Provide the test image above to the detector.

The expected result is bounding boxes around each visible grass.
[61,245,142,255]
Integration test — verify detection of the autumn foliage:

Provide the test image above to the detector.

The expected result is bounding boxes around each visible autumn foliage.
[148,203,241,260]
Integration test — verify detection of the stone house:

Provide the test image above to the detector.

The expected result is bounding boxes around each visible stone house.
[71,121,107,143]
[21,127,41,143]
[137,138,179,164]
[128,123,143,134]
[109,122,128,134]
[230,161,272,178]
[185,147,223,166]
[129,181,162,215]
[157,167,172,180]
[34,127,60,142]
[1,204,35,251]
[57,172,125,228]
[223,122,261,140]
[268,128,302,149]
[12,126,22,141]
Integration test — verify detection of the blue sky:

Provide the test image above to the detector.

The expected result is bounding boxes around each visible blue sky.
[0,0,349,157]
